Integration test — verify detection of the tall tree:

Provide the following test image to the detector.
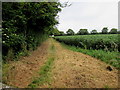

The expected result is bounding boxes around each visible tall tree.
[66,29,75,35]
[77,29,89,35]
[102,27,108,34]
[109,28,117,34]
[91,30,98,34]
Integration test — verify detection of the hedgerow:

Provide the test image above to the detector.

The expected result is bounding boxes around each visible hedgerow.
[2,2,62,61]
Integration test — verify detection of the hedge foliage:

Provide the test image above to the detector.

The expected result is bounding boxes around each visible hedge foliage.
[2,2,62,61]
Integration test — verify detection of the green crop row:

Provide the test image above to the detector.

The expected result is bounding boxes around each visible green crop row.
[54,34,119,52]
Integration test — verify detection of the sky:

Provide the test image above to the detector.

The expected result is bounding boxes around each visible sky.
[57,0,119,33]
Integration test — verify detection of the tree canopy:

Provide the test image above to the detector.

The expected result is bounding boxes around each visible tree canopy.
[77,29,89,35]
[2,2,62,61]
[102,27,108,34]
[91,30,98,34]
[66,29,75,35]
[109,28,117,34]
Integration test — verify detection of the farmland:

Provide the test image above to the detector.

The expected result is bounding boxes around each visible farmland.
[54,34,120,69]
[54,34,119,52]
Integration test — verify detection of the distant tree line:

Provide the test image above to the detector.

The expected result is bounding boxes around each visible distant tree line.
[52,27,119,36]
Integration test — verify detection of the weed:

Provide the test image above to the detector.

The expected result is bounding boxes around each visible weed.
[104,85,110,89]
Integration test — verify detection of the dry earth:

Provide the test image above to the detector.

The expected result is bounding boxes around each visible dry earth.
[3,39,50,88]
[2,38,119,88]
[40,39,118,88]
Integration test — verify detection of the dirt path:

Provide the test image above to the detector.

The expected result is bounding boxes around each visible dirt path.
[40,39,118,88]
[3,39,50,88]
[3,38,118,88]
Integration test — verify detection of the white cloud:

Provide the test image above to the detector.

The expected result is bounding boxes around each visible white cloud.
[57,1,118,33]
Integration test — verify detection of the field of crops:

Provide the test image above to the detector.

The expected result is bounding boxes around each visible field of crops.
[54,34,119,52]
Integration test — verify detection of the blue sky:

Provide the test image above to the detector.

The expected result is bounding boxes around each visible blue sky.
[57,0,119,33]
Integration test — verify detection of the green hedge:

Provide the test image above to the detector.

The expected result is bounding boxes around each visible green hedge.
[2,2,62,61]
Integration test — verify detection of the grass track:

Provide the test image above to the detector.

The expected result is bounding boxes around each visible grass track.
[60,42,120,69]
[28,39,55,88]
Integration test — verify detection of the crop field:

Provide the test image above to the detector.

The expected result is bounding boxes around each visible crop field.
[54,34,119,52]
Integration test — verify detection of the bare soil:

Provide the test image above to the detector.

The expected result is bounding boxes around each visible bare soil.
[3,39,50,88]
[3,38,119,88]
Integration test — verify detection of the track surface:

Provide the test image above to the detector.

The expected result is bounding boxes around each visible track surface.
[3,38,118,88]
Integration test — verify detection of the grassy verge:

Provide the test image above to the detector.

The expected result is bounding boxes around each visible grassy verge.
[28,57,55,88]
[28,44,55,88]
[61,43,120,69]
